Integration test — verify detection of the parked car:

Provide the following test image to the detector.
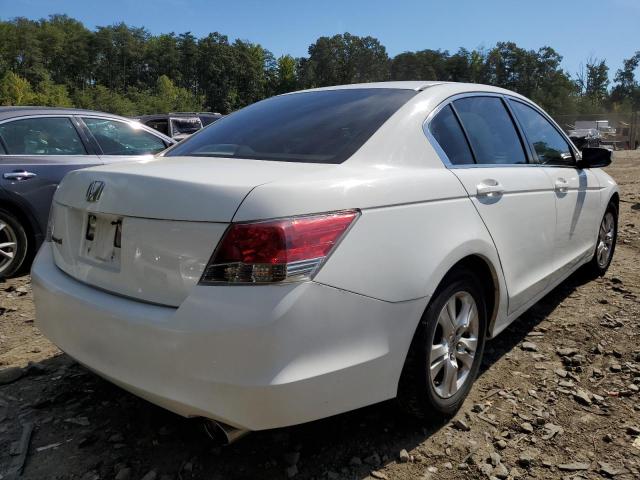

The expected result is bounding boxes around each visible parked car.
[136,112,222,141]
[33,82,618,442]
[0,107,175,277]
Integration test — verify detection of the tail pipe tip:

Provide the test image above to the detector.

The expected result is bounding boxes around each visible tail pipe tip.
[203,419,250,445]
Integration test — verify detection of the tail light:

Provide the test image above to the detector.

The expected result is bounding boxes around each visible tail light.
[200,210,359,284]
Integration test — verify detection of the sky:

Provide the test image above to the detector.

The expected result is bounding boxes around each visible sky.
[1,0,638,82]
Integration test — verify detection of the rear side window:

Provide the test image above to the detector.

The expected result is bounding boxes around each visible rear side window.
[454,97,526,165]
[429,105,474,165]
[509,100,574,166]
[0,117,86,155]
[166,88,416,164]
[83,118,167,155]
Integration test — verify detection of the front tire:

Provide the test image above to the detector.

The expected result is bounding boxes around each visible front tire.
[398,267,487,419]
[586,203,617,276]
[0,208,28,278]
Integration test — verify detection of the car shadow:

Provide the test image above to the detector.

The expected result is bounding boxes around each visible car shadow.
[479,267,595,376]
[8,269,595,479]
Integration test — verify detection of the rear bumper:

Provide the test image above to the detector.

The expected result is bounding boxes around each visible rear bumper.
[33,243,426,430]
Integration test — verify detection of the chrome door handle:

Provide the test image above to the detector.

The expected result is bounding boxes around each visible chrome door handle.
[554,178,569,193]
[476,180,504,197]
[3,171,37,181]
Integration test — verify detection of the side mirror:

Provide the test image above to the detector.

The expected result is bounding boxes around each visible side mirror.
[578,147,612,169]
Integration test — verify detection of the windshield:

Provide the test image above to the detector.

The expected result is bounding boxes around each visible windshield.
[166,88,416,164]
[171,117,203,135]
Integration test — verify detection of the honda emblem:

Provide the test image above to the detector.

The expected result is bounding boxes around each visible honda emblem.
[86,181,105,202]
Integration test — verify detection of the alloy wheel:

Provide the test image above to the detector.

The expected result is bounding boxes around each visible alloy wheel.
[0,220,18,274]
[596,212,615,268]
[429,291,479,399]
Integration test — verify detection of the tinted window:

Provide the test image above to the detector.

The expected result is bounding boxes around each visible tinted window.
[146,119,169,136]
[0,117,86,155]
[454,97,526,165]
[429,105,474,165]
[510,100,574,166]
[171,117,202,135]
[199,115,221,126]
[83,118,166,155]
[167,89,416,163]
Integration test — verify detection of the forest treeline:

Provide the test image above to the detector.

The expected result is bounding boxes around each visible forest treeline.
[0,15,638,116]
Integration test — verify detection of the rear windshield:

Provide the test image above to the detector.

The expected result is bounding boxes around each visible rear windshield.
[166,88,416,164]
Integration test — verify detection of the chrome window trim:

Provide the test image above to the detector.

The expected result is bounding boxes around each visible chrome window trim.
[0,114,91,157]
[423,91,580,170]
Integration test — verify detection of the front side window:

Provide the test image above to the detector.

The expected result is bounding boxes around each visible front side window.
[0,117,86,155]
[453,96,527,165]
[509,100,574,166]
[82,118,166,155]
[429,105,474,165]
[166,88,417,164]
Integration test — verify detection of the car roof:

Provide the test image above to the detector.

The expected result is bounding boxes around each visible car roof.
[0,106,134,122]
[136,112,221,121]
[290,81,447,94]
[286,81,531,99]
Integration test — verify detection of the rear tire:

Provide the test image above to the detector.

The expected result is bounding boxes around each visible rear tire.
[0,208,28,278]
[585,203,617,277]
[398,267,487,419]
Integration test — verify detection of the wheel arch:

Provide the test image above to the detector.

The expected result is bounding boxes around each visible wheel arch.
[609,191,619,211]
[428,252,503,339]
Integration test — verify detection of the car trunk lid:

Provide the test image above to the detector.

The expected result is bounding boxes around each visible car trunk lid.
[50,156,330,306]
[54,156,327,222]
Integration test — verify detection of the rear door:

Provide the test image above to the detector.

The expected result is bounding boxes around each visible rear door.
[428,95,557,315]
[508,99,602,279]
[0,115,102,233]
[78,116,172,164]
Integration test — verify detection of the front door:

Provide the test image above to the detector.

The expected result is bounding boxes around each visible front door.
[508,99,603,280]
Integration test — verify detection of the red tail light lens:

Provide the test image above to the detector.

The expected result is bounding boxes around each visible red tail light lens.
[200,210,359,284]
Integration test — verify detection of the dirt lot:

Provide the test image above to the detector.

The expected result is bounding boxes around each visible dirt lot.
[1,151,640,480]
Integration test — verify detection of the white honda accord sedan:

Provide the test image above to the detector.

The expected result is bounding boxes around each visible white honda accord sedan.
[33,81,618,438]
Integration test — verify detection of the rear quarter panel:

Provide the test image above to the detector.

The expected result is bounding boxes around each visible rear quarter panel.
[236,165,508,335]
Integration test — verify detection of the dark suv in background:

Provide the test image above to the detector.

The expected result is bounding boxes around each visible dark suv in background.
[136,112,223,141]
[0,107,175,277]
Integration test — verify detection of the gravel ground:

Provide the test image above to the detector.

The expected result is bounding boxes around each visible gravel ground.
[1,150,640,480]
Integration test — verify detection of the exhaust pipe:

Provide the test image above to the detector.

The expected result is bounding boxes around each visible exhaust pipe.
[203,419,249,445]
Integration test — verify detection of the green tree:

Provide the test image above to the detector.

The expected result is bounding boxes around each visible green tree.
[0,71,35,105]
[0,15,634,117]
[303,33,389,87]
[145,33,181,87]
[611,52,640,110]
[74,84,136,115]
[37,15,93,90]
[275,54,298,94]
[142,75,203,113]
[177,32,199,93]
[585,60,609,105]
[196,32,237,112]
[33,75,73,106]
